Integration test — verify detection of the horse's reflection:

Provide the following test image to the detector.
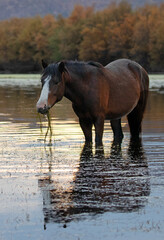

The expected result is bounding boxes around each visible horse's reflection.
[38,139,150,227]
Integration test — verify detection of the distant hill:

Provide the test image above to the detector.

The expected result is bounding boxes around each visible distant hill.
[0,0,163,20]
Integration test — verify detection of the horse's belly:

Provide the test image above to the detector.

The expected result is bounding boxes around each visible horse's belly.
[106,92,139,120]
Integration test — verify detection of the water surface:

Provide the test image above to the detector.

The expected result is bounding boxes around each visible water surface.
[0,75,164,240]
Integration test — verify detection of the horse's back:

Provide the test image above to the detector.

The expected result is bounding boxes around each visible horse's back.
[106,58,138,67]
[105,59,141,77]
[103,59,149,119]
[105,58,149,92]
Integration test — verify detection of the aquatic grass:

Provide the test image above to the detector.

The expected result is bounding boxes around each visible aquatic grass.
[37,111,53,145]
[44,111,53,145]
[37,112,43,133]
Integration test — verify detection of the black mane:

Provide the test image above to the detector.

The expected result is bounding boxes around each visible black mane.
[64,60,103,69]
[63,60,104,79]
[42,63,59,76]
[42,60,104,80]
[87,61,103,68]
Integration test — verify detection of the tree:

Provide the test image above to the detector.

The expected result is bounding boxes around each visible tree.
[107,14,134,61]
[0,2,164,72]
[0,18,25,63]
[130,14,150,69]
[49,5,94,61]
[79,1,133,64]
[79,21,109,63]
[148,4,164,71]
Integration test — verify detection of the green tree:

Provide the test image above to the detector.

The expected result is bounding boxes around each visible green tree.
[49,5,94,61]
[0,18,25,63]
[18,17,44,62]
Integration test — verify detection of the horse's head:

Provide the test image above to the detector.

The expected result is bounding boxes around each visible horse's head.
[36,60,68,114]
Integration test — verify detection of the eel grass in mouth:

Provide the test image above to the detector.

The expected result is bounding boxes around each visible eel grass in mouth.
[38,111,53,145]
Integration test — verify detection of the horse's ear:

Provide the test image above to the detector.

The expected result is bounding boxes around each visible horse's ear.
[41,59,48,69]
[58,62,65,73]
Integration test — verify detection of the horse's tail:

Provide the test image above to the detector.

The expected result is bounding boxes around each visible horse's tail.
[127,63,149,138]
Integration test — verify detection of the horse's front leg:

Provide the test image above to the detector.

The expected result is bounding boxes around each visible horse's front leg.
[94,116,105,147]
[79,118,93,145]
[110,118,124,143]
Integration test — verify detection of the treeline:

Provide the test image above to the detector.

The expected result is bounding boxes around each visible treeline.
[0,1,164,73]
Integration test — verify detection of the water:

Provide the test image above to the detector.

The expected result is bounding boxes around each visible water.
[0,74,164,240]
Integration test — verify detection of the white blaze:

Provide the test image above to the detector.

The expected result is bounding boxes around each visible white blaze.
[37,76,51,109]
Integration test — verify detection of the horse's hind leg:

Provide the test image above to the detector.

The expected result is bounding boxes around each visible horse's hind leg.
[110,118,124,143]
[127,90,148,139]
[127,107,143,139]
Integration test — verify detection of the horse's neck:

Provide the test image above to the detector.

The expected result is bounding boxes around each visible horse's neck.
[64,71,85,104]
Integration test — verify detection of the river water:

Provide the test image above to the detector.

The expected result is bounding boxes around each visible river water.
[0,74,164,240]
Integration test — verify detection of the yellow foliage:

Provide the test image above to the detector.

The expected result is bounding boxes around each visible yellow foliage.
[0,2,164,72]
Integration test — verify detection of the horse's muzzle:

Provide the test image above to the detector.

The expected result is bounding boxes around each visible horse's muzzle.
[37,107,49,114]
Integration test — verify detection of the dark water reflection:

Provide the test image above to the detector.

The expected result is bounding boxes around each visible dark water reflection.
[38,139,150,227]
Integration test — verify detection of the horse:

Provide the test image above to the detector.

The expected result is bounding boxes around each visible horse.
[36,59,149,146]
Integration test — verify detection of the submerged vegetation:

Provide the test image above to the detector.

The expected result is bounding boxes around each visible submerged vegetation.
[38,112,53,145]
[0,1,164,72]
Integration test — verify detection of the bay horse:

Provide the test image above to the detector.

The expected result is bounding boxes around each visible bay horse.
[36,59,149,146]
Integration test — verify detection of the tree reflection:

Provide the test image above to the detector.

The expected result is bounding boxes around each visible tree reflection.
[38,138,150,228]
